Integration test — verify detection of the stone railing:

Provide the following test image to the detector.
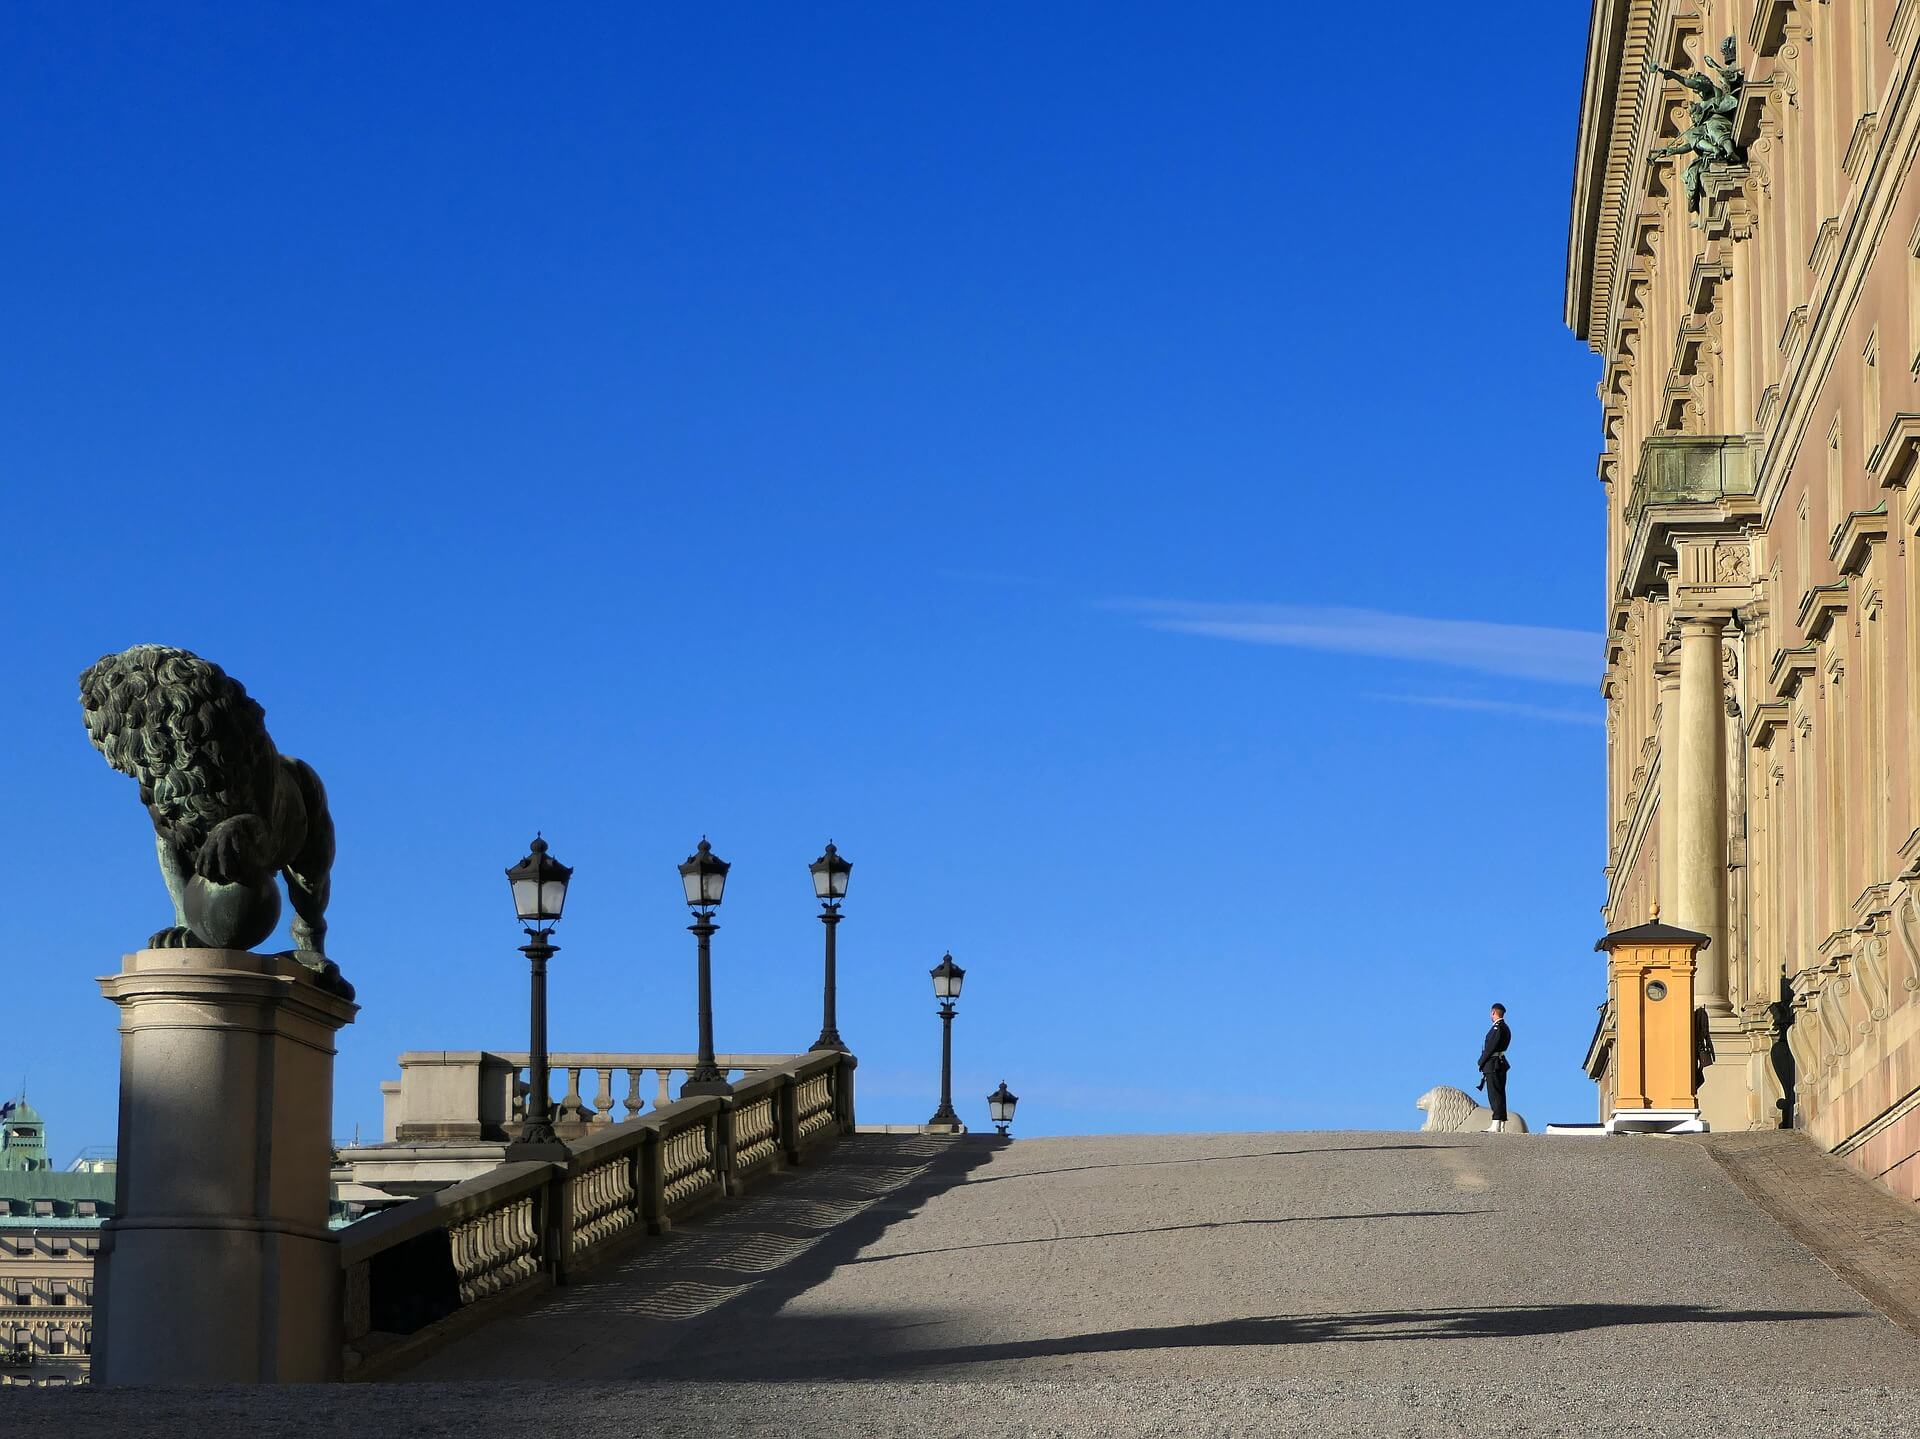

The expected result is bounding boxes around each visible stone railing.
[339,1050,854,1377]
[380,1051,791,1143]
[503,1052,793,1134]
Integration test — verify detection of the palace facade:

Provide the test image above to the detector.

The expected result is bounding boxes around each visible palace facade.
[1568,0,1920,1198]
[0,1100,110,1384]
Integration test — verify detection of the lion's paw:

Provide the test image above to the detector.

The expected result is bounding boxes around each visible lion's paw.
[148,926,206,949]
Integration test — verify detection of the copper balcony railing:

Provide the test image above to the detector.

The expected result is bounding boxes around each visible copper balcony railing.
[1625,434,1759,526]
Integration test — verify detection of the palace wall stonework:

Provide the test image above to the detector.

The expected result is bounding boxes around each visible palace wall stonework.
[1570,0,1920,1198]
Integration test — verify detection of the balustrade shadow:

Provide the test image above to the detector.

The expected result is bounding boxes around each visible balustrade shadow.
[641,1300,1879,1382]
[399,1133,999,1379]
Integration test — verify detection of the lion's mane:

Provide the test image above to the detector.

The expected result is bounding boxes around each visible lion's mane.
[78,645,277,853]
[1416,1084,1529,1133]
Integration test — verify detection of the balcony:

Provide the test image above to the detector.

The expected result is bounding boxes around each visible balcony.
[1619,434,1761,597]
[1625,435,1759,522]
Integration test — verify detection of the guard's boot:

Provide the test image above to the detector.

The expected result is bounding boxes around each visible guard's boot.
[1486,1119,1503,1133]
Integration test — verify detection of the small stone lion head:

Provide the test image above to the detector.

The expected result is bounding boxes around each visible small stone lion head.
[1417,1084,1480,1133]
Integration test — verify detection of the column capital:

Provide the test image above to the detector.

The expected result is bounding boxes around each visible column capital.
[1676,612,1732,637]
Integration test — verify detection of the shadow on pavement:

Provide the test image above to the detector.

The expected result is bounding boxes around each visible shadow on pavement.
[843,1210,1494,1264]
[645,1301,1878,1380]
[959,1143,1461,1188]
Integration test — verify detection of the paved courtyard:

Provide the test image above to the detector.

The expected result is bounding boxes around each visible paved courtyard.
[11,1130,1920,1435]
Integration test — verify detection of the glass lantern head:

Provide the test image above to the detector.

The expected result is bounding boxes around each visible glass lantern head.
[809,842,852,902]
[987,1081,1018,1125]
[506,836,572,925]
[930,952,966,1000]
[679,838,730,909]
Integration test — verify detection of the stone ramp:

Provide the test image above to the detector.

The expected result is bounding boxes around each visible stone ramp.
[401,1130,1920,1386]
[12,1131,1920,1437]
[1702,1129,1920,1336]
[9,1377,1920,1438]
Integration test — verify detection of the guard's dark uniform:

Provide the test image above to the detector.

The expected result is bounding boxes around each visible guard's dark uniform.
[1478,1018,1512,1121]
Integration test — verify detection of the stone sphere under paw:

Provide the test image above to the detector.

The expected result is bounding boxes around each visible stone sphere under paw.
[183,875,281,951]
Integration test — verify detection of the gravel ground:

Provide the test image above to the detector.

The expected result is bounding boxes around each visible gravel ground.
[5,1378,1920,1438]
[8,1131,1919,1436]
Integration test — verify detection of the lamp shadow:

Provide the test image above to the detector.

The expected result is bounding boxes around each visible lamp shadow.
[959,1142,1463,1188]
[646,1300,1876,1381]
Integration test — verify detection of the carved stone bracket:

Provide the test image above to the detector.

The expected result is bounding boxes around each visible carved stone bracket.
[1893,883,1920,994]
[1700,165,1757,241]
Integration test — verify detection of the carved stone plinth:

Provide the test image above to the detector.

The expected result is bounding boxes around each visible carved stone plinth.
[93,947,358,1384]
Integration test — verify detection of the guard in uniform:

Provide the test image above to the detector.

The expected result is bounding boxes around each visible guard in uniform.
[1478,1003,1512,1132]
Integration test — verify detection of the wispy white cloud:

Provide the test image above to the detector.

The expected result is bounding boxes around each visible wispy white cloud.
[1113,600,1599,687]
[1364,692,1605,728]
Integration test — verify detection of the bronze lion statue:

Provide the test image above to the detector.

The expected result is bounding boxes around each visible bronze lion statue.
[80,645,339,972]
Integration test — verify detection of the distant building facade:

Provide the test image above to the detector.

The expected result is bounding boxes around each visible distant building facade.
[1569,0,1920,1197]
[0,1099,112,1385]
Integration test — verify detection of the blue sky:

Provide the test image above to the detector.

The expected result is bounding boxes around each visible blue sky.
[2,3,1605,1155]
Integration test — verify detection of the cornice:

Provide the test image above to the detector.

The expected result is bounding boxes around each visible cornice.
[1768,642,1819,701]
[1831,505,1890,576]
[1747,698,1790,750]
[1871,412,1920,491]
[1566,0,1651,347]
[1796,580,1850,642]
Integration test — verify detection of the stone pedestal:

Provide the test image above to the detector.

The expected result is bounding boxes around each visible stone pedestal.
[94,947,358,1384]
[1696,1010,1752,1133]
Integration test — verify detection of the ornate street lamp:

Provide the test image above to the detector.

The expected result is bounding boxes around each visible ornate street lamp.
[927,953,965,1129]
[678,839,733,1097]
[504,836,572,1160]
[987,1081,1019,1137]
[808,842,852,1052]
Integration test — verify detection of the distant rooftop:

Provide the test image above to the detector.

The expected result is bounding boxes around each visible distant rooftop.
[0,1093,51,1174]
[0,1097,115,1208]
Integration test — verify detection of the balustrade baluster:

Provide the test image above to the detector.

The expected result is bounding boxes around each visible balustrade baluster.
[593,1068,614,1126]
[562,1066,586,1123]
[655,1068,673,1108]
[623,1068,643,1120]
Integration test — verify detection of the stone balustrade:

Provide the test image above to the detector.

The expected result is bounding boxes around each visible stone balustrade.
[379,1051,794,1143]
[339,1049,854,1378]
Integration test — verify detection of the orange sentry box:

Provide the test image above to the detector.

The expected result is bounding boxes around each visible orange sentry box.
[1594,915,1708,1114]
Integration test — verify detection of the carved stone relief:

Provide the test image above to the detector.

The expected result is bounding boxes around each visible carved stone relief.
[1893,884,1920,994]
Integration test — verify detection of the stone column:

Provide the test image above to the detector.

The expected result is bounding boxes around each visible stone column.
[1676,617,1731,1012]
[94,947,358,1384]
[1674,615,1751,1129]
[1656,656,1682,915]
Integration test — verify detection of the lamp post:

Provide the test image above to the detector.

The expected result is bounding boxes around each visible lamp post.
[987,1081,1019,1138]
[927,953,965,1129]
[504,835,572,1161]
[808,842,852,1052]
[679,838,733,1098]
